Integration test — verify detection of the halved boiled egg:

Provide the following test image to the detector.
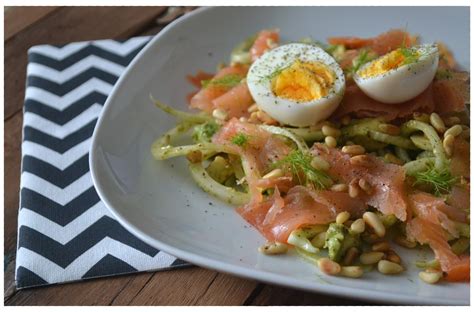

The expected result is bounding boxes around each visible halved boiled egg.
[354,44,439,104]
[246,43,345,127]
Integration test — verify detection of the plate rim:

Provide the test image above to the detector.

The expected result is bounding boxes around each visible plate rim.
[89,6,469,305]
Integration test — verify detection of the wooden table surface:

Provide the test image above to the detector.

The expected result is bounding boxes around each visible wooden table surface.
[4,6,369,306]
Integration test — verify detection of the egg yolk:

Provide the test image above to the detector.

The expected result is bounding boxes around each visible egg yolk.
[358,48,420,78]
[271,60,335,102]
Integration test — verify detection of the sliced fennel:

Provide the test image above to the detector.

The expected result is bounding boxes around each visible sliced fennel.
[259,125,309,152]
[189,162,250,206]
[287,229,320,254]
[150,94,212,123]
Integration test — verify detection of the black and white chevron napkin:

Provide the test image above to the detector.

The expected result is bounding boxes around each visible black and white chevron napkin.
[16,36,191,289]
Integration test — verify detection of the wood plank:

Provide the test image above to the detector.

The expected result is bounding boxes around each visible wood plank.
[4,6,167,120]
[122,267,258,306]
[4,112,23,257]
[249,284,367,305]
[5,273,153,305]
[4,6,60,41]
[127,267,220,305]
[109,273,156,305]
[194,272,259,305]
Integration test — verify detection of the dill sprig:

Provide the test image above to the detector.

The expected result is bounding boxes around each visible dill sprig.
[231,132,249,146]
[349,49,375,74]
[274,150,332,189]
[399,27,421,66]
[260,65,291,82]
[412,163,458,196]
[201,74,243,89]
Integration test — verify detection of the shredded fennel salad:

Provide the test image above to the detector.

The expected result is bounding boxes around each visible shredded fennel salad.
[150,29,470,283]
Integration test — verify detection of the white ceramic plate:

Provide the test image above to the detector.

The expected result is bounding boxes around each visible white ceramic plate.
[90,7,470,305]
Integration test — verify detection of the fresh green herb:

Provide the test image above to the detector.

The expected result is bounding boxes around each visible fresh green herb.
[274,150,332,189]
[231,132,249,146]
[201,74,243,89]
[192,121,220,143]
[400,46,419,65]
[349,49,376,74]
[324,223,360,262]
[411,162,458,196]
[415,259,440,269]
[324,223,345,261]
[262,64,291,82]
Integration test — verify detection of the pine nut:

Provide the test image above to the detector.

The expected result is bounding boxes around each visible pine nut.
[341,115,352,126]
[186,150,203,163]
[342,247,359,266]
[443,134,455,157]
[350,218,365,234]
[322,125,341,138]
[444,116,461,127]
[413,112,430,123]
[419,270,443,284]
[363,212,386,237]
[362,233,381,244]
[358,178,373,195]
[430,113,446,133]
[325,135,337,148]
[311,156,330,171]
[372,241,390,252]
[262,168,283,180]
[444,125,463,138]
[336,211,350,225]
[317,258,341,275]
[342,144,365,155]
[348,182,360,198]
[247,103,259,113]
[330,183,348,192]
[379,124,401,135]
[377,260,404,275]
[212,108,228,121]
[384,153,404,165]
[340,266,364,278]
[258,242,288,255]
[394,235,417,248]
[311,232,327,249]
[385,250,402,264]
[248,112,259,123]
[360,251,384,265]
[256,111,277,125]
[239,117,248,122]
[350,155,372,167]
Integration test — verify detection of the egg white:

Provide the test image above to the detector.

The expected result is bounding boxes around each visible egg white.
[353,44,439,104]
[246,43,345,127]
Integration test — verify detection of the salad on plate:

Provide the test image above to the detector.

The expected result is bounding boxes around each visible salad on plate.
[150,28,470,284]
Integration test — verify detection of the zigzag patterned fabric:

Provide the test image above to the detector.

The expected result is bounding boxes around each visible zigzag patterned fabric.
[16,36,191,289]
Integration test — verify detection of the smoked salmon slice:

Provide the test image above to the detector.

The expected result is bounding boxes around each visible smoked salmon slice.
[328,29,415,55]
[311,143,409,221]
[250,29,280,62]
[409,192,467,237]
[450,137,470,179]
[212,118,291,201]
[213,83,254,118]
[406,217,470,280]
[189,64,249,113]
[237,185,366,242]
